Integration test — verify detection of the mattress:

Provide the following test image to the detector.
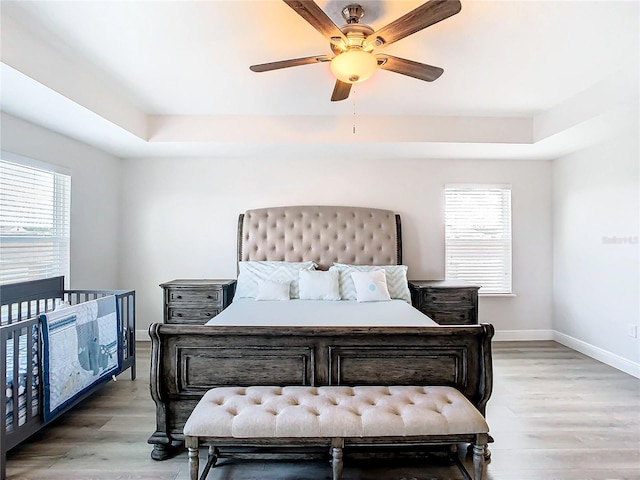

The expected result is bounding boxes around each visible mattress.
[205,299,438,327]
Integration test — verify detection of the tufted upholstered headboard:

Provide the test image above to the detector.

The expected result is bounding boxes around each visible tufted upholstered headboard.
[237,206,402,270]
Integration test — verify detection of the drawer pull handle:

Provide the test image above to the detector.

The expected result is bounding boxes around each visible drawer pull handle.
[177,313,183,317]
[176,295,182,299]
[207,295,213,299]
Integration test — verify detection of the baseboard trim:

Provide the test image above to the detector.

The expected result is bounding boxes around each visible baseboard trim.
[493,329,554,341]
[553,331,640,379]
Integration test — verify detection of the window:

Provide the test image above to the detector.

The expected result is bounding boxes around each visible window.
[0,154,71,286]
[445,184,512,294]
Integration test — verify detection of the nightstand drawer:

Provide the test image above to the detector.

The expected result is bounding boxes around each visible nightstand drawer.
[166,287,222,306]
[424,309,474,325]
[167,306,221,324]
[420,289,474,306]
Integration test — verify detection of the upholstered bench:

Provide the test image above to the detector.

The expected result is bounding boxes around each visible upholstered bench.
[183,385,490,480]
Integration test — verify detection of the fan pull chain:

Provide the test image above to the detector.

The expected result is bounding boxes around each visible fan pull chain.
[352,88,357,135]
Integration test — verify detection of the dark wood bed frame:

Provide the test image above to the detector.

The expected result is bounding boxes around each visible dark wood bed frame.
[149,323,494,461]
[1,276,136,480]
[148,206,494,462]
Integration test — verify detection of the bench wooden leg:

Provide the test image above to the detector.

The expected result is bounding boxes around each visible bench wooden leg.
[472,443,486,480]
[473,434,488,480]
[185,436,199,480]
[467,441,492,460]
[331,438,344,480]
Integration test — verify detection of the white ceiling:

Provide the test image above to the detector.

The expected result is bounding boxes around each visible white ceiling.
[1,0,638,159]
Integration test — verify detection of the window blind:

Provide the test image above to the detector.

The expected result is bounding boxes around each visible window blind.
[0,159,71,286]
[444,185,512,294]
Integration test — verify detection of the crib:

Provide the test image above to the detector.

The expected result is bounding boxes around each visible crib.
[0,276,136,479]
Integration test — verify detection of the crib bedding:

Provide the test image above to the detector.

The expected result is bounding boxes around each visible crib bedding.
[40,295,120,422]
[5,389,38,431]
[4,296,122,428]
[205,298,438,327]
[3,295,126,429]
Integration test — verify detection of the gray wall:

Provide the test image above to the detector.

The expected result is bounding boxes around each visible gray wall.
[119,156,553,336]
[553,131,640,367]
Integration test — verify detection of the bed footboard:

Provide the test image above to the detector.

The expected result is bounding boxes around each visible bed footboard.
[148,323,494,460]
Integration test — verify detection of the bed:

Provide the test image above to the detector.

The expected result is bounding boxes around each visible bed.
[148,205,493,462]
[0,276,136,479]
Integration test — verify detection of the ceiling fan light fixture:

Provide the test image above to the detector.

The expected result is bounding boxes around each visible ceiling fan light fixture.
[330,49,377,83]
[253,0,462,101]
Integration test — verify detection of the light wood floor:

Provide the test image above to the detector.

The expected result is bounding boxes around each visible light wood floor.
[5,341,640,480]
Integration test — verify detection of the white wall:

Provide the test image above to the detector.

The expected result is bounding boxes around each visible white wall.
[1,112,121,289]
[119,156,553,334]
[553,131,640,368]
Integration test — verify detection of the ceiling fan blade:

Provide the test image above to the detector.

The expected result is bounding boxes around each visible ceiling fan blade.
[365,0,462,49]
[376,55,444,82]
[250,55,331,72]
[283,0,347,44]
[331,80,352,102]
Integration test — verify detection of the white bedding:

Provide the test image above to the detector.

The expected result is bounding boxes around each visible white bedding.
[205,299,438,327]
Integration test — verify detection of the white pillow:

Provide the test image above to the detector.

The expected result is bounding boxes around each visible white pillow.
[328,263,411,303]
[255,280,291,301]
[350,270,391,302]
[234,261,316,300]
[298,270,341,301]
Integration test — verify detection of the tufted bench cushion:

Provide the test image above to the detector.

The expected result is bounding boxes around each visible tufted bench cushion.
[184,385,488,438]
[184,386,490,480]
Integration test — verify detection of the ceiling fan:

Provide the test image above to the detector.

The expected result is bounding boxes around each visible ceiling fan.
[250,0,462,102]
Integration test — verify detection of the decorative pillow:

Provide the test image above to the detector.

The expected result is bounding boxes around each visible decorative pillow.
[235,261,316,300]
[328,263,411,303]
[350,270,391,302]
[298,270,341,301]
[255,280,291,301]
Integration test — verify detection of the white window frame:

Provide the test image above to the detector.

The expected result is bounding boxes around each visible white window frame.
[444,184,512,295]
[0,152,71,286]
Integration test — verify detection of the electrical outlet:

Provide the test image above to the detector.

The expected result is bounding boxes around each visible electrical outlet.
[627,324,638,338]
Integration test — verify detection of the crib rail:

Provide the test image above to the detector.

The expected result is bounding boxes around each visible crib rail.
[0,277,65,326]
[0,281,136,380]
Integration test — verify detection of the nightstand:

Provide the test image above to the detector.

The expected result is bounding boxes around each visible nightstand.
[409,280,480,325]
[160,279,236,324]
